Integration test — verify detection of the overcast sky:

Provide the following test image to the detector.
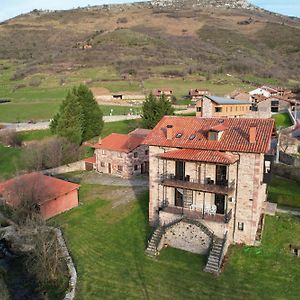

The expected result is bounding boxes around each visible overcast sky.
[0,0,299,22]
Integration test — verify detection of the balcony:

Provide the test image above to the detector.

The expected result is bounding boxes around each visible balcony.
[160,174,235,195]
[160,205,233,224]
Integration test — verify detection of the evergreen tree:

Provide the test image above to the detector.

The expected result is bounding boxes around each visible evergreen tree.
[75,84,104,141]
[56,93,83,145]
[50,85,103,144]
[141,93,174,129]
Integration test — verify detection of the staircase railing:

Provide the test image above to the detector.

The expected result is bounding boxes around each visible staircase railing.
[218,231,228,269]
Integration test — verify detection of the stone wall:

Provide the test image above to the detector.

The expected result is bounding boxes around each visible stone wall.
[273,163,300,183]
[95,144,149,178]
[163,221,211,254]
[42,161,85,175]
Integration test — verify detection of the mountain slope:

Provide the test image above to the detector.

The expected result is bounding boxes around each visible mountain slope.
[0,0,300,81]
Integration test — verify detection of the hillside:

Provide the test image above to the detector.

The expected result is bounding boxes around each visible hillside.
[0,0,300,82]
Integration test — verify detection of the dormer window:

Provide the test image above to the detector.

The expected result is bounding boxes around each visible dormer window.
[208,131,218,141]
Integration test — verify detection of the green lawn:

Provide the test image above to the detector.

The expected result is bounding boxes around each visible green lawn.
[268,176,300,209]
[272,113,293,128]
[0,145,24,180]
[18,129,53,142]
[53,184,300,299]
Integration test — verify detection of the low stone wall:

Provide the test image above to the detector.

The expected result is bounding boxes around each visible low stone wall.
[163,221,210,254]
[42,161,85,175]
[279,152,300,167]
[53,228,77,300]
[273,163,300,183]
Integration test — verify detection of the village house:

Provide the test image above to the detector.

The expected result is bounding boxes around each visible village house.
[154,88,173,100]
[195,95,251,118]
[92,128,151,178]
[143,116,274,273]
[249,86,279,98]
[0,172,80,220]
[189,89,210,101]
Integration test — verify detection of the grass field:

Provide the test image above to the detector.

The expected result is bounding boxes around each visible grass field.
[52,184,300,299]
[268,176,300,209]
[0,119,142,180]
[0,145,24,180]
[272,113,293,128]
[0,60,256,122]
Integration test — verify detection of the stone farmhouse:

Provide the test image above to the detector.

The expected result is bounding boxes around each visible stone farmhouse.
[189,89,210,101]
[0,172,79,220]
[249,86,279,98]
[92,129,151,178]
[143,116,274,273]
[154,88,173,100]
[195,95,251,118]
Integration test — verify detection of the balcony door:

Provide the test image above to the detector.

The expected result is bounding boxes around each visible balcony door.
[215,194,225,214]
[175,188,184,207]
[216,165,227,186]
[175,161,185,180]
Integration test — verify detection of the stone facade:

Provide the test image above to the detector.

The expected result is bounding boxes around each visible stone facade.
[95,144,149,178]
[148,145,269,246]
[163,222,211,254]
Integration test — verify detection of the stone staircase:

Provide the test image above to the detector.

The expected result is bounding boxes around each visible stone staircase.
[145,226,165,257]
[204,235,227,274]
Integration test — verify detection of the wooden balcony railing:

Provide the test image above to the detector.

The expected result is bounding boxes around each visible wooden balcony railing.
[160,206,233,224]
[160,174,235,195]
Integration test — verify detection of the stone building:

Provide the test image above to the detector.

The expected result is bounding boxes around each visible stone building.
[195,95,251,118]
[143,116,274,273]
[93,129,151,178]
[189,89,210,101]
[154,88,173,100]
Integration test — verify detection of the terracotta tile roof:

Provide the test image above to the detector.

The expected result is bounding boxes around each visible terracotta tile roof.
[0,172,80,206]
[128,128,151,138]
[143,116,274,154]
[159,149,239,164]
[210,123,228,132]
[83,156,96,164]
[93,133,145,153]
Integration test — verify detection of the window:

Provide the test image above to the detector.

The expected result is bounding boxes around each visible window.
[102,150,106,155]
[230,107,232,112]
[189,134,196,140]
[208,131,218,141]
[215,107,222,113]
[145,150,149,155]
[176,133,183,138]
[249,198,253,202]
[134,152,138,158]
[118,152,122,158]
[265,161,271,173]
[117,165,123,172]
[238,222,244,231]
[101,162,105,167]
[134,165,138,171]
[196,107,202,112]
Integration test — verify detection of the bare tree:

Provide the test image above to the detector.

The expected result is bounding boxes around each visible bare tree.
[0,129,21,147]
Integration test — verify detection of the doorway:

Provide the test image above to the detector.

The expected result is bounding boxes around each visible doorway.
[214,194,225,214]
[175,189,184,207]
[216,165,227,186]
[175,161,185,180]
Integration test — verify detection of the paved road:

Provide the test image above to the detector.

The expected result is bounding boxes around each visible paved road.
[1,115,141,132]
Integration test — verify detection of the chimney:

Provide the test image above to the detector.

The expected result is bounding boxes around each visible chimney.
[249,126,256,144]
[98,136,102,144]
[166,125,173,140]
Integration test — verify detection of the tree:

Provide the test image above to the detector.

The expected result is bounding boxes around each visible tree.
[50,85,103,144]
[141,93,174,129]
[76,84,104,141]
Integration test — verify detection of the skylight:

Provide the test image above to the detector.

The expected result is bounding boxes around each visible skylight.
[176,133,183,138]
[189,134,196,140]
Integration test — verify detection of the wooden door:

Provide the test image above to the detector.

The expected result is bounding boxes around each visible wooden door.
[175,189,184,207]
[215,194,225,214]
